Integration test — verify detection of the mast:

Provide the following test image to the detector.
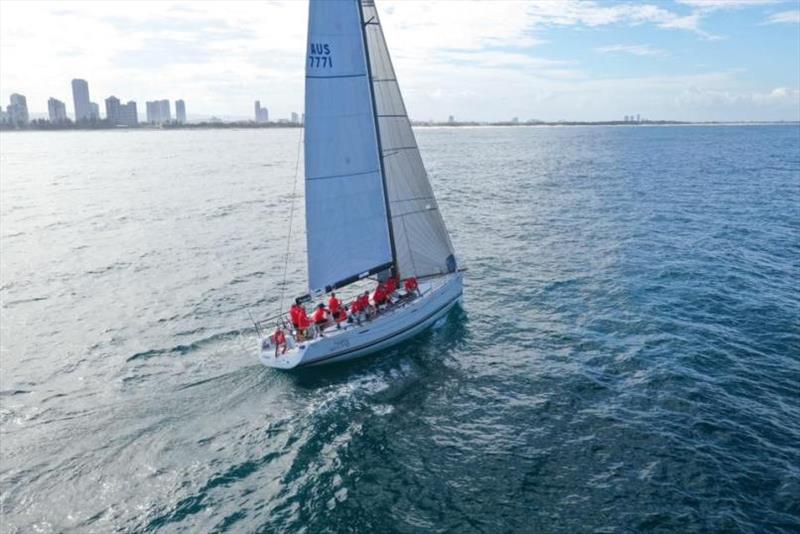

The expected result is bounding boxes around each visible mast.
[357,0,398,279]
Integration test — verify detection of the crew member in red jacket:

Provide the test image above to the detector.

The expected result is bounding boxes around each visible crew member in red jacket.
[312,303,329,336]
[373,283,387,309]
[328,293,341,316]
[273,327,287,357]
[350,297,364,325]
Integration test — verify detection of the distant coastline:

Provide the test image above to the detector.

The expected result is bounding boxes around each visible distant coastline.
[1,119,797,132]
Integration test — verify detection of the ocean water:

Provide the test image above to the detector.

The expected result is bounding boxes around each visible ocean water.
[1,125,798,533]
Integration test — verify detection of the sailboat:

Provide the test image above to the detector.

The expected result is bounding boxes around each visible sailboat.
[258,0,463,369]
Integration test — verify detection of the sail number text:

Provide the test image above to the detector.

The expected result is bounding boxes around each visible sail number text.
[308,43,333,68]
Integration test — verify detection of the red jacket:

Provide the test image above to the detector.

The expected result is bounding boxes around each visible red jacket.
[386,277,397,293]
[312,307,328,324]
[328,297,341,314]
[404,277,418,292]
[296,307,311,329]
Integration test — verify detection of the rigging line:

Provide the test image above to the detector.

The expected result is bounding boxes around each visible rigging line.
[277,129,304,320]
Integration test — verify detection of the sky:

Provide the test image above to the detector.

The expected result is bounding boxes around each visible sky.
[1,0,798,122]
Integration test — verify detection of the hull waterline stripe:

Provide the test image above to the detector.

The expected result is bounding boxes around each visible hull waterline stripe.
[296,291,461,367]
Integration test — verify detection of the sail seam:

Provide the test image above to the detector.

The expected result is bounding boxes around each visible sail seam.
[306,73,366,79]
[393,206,440,218]
[391,195,438,203]
[307,168,378,181]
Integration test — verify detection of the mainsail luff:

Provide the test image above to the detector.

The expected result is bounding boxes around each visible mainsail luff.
[304,0,394,293]
[360,0,458,280]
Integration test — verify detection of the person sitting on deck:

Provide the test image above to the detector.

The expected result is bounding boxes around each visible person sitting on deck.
[385,275,399,301]
[273,327,287,357]
[334,304,348,328]
[359,291,373,319]
[404,276,420,297]
[290,302,300,329]
[373,283,388,309]
[312,303,329,336]
[349,297,364,325]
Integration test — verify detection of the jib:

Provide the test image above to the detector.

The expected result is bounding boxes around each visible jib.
[310,43,330,55]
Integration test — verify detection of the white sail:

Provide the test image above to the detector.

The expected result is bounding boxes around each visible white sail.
[304,0,393,292]
[360,0,458,279]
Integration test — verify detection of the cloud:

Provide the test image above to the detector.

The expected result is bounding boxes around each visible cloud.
[0,1,797,122]
[595,44,666,57]
[761,10,800,24]
[676,0,780,9]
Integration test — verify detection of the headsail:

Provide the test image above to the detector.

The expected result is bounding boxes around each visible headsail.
[304,0,393,293]
[360,0,458,279]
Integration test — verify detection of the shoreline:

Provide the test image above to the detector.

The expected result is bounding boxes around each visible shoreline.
[1,120,797,132]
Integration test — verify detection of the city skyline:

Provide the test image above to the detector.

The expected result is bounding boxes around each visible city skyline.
[1,1,799,121]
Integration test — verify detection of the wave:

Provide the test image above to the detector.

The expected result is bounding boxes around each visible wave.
[126,328,251,362]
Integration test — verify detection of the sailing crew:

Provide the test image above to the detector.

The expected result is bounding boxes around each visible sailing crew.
[360,291,374,319]
[349,297,364,325]
[404,277,420,297]
[386,275,399,302]
[373,283,388,309]
[312,303,329,336]
[273,327,287,357]
[334,304,348,328]
[295,303,312,340]
[328,293,341,316]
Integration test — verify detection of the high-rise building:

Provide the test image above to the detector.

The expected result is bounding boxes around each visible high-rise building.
[72,79,91,122]
[145,99,171,124]
[175,100,186,124]
[7,94,29,125]
[105,96,121,124]
[254,100,269,123]
[291,112,299,124]
[146,101,158,123]
[119,101,138,127]
[448,115,455,124]
[48,98,68,123]
[636,114,641,122]
[158,100,171,123]
[90,102,100,120]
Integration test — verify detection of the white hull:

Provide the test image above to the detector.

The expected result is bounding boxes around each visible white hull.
[259,273,462,369]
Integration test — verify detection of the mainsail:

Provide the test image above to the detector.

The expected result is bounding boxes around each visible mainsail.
[360,0,457,279]
[304,0,393,293]
[304,0,456,293]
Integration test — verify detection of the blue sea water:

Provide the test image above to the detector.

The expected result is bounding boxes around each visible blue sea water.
[1,125,798,532]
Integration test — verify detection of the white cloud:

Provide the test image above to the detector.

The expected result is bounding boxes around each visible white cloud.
[761,10,800,24]
[676,0,780,9]
[595,44,667,57]
[0,0,797,122]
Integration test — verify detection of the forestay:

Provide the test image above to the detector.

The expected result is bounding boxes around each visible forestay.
[304,0,393,293]
[360,0,457,279]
